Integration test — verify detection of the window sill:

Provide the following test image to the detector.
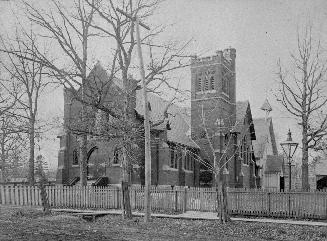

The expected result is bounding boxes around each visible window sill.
[72,165,79,167]
[162,164,178,171]
[196,90,216,94]
[183,169,193,173]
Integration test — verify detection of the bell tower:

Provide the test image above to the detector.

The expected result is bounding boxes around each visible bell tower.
[190,48,236,185]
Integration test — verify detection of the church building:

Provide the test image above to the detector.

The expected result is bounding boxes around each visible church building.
[56,48,259,188]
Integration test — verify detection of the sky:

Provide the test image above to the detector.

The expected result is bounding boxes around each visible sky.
[1,0,327,169]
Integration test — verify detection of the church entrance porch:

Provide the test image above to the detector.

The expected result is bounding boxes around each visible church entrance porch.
[86,146,106,181]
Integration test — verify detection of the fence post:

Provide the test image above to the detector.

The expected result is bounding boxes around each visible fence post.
[268,192,271,216]
[175,189,178,212]
[134,189,137,210]
[116,187,120,209]
[183,187,187,213]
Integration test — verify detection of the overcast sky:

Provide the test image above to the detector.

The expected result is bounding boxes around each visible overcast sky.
[1,0,327,168]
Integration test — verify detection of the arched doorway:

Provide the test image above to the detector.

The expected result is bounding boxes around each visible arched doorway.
[87,146,106,180]
[317,176,327,190]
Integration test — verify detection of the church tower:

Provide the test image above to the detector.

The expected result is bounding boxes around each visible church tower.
[191,48,236,185]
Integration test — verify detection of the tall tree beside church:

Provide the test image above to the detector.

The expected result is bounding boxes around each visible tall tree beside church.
[0,113,26,182]
[192,102,256,223]
[0,32,48,185]
[22,0,98,186]
[84,0,190,219]
[276,26,327,190]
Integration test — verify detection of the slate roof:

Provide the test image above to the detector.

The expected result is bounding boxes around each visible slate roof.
[265,155,284,174]
[61,63,198,149]
[135,90,199,149]
[235,101,256,140]
[252,117,278,158]
[236,101,249,127]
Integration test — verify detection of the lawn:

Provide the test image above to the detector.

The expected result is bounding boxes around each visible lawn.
[0,206,327,241]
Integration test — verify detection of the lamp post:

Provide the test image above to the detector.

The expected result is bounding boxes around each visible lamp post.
[280,129,298,191]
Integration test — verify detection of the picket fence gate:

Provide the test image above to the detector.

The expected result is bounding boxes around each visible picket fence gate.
[0,185,327,219]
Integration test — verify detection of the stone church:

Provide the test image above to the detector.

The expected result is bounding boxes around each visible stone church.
[56,47,259,188]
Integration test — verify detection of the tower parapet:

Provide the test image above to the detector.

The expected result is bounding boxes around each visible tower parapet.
[191,48,236,72]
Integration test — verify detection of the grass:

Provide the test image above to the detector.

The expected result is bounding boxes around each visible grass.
[0,206,327,241]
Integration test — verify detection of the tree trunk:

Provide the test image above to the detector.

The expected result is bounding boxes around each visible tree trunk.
[121,146,132,219]
[38,177,51,215]
[215,162,230,223]
[28,119,35,186]
[79,134,88,186]
[302,127,309,190]
[214,147,230,223]
[1,140,6,183]
[221,173,230,222]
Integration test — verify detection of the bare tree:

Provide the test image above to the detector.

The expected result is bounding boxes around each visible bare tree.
[7,0,191,218]
[84,0,190,219]
[0,63,18,117]
[0,88,16,117]
[0,31,49,185]
[10,0,188,216]
[0,113,26,182]
[276,26,327,190]
[35,154,51,214]
[19,0,99,186]
[188,100,255,223]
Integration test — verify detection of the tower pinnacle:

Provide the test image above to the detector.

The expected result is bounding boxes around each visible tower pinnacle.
[261,98,272,121]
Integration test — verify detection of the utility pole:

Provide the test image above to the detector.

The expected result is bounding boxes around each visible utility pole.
[116,8,152,222]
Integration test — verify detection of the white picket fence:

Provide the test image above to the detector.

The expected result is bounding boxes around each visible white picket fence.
[1,185,327,219]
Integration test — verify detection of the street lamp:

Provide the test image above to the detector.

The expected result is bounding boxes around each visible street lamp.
[280,129,298,191]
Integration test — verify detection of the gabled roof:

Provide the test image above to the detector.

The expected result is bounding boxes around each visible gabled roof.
[235,101,256,140]
[265,155,284,173]
[261,98,272,112]
[236,101,249,126]
[66,62,198,149]
[135,91,199,149]
[252,117,278,158]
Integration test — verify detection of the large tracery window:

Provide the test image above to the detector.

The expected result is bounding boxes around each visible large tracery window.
[72,149,79,165]
[113,147,123,164]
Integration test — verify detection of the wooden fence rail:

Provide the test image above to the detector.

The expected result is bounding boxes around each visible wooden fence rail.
[0,185,327,219]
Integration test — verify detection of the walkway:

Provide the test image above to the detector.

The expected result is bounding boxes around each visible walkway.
[52,208,327,227]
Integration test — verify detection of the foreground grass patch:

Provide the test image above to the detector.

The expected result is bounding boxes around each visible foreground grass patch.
[0,207,326,240]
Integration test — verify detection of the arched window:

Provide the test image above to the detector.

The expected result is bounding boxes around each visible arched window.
[198,77,202,91]
[204,76,209,90]
[210,76,215,90]
[184,151,194,171]
[72,149,79,165]
[170,147,175,168]
[222,67,229,95]
[113,147,123,164]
